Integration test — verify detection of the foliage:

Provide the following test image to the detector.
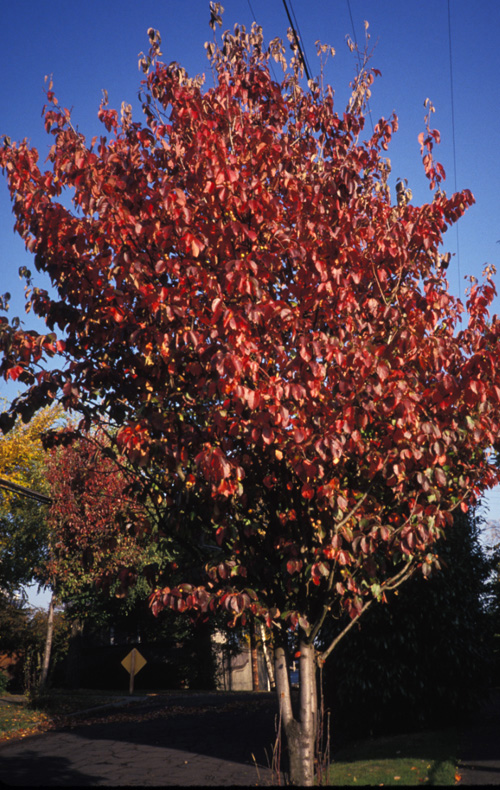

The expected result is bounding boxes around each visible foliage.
[1,18,498,639]
[0,591,29,655]
[322,509,495,737]
[0,404,61,591]
[44,430,165,600]
[0,671,9,695]
[42,433,218,690]
[2,11,500,783]
[0,591,70,692]
[0,401,60,491]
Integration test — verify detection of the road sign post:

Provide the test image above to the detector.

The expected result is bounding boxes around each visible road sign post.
[121,648,146,695]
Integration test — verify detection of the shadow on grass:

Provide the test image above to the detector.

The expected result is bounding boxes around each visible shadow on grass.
[329,726,459,786]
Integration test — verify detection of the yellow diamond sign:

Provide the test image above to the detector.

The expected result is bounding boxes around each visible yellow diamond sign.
[121,648,146,676]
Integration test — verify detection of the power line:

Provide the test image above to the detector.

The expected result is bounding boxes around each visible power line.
[287,0,313,79]
[0,477,52,505]
[246,0,279,83]
[346,0,358,50]
[345,0,374,133]
[281,0,312,82]
[246,0,258,18]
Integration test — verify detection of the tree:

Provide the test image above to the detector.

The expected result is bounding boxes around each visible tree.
[43,431,179,689]
[44,430,160,599]
[482,517,500,680]
[0,414,159,688]
[44,431,223,692]
[0,403,60,593]
[2,13,500,783]
[0,403,67,691]
[0,590,69,692]
[321,508,496,737]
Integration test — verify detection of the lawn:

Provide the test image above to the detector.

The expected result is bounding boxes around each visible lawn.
[0,690,126,742]
[0,697,51,741]
[326,726,460,786]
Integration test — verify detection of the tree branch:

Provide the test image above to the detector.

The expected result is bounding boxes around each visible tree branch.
[317,558,417,663]
[318,598,374,663]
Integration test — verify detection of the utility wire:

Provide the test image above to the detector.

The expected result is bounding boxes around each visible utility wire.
[0,476,52,505]
[447,0,461,297]
[288,0,313,79]
[246,0,279,82]
[246,0,258,18]
[345,0,374,133]
[346,0,358,51]
[281,0,312,82]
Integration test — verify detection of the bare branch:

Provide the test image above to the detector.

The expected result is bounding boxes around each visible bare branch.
[318,598,374,663]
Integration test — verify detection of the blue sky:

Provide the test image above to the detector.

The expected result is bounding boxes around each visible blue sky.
[1,1,500,604]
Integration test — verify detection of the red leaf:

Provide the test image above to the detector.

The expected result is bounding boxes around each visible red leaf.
[5,365,24,381]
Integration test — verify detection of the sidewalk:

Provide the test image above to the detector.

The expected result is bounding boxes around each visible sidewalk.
[0,691,279,786]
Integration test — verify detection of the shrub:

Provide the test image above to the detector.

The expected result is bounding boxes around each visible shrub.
[0,669,10,694]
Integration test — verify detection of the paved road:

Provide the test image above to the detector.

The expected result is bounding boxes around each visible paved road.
[0,692,280,787]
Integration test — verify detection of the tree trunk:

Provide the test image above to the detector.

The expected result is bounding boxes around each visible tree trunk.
[250,619,260,691]
[259,622,275,690]
[39,593,55,690]
[298,640,318,783]
[274,637,317,786]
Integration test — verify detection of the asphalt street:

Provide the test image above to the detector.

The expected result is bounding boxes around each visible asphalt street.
[0,691,280,787]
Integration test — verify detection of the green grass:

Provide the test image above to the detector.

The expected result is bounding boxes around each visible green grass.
[0,698,51,740]
[0,689,127,741]
[326,727,460,786]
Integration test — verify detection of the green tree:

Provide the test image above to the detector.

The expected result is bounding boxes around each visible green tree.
[0,589,69,692]
[0,404,60,593]
[322,509,495,736]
